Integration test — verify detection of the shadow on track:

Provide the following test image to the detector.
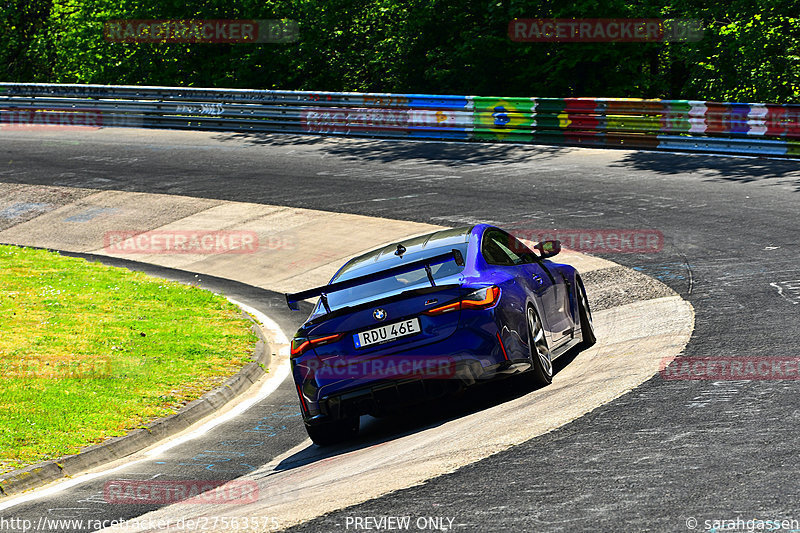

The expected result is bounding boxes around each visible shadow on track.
[270,345,584,473]
[215,132,800,190]
[212,132,573,166]
[613,150,800,191]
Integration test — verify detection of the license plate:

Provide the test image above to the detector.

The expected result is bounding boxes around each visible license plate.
[353,318,421,349]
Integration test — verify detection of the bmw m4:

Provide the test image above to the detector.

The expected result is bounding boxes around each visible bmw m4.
[286,224,595,445]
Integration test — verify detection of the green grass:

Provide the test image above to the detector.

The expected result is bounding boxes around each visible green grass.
[0,245,258,474]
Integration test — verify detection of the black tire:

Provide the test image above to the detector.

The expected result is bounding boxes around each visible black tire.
[525,305,553,386]
[576,277,596,348]
[305,416,359,446]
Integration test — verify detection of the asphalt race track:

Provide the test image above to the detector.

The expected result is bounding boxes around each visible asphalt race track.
[1,128,799,532]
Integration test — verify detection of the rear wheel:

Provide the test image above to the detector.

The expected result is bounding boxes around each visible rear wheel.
[576,277,596,348]
[525,305,553,386]
[305,416,359,446]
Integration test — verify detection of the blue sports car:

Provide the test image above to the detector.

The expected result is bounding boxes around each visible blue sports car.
[285,224,595,445]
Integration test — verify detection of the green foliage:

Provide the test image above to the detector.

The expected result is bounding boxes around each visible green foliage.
[0,0,54,81]
[0,245,256,472]
[2,0,799,102]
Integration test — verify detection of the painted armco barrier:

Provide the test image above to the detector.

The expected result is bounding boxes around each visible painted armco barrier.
[1,83,799,155]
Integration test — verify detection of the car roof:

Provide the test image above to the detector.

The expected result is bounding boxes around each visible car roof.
[334,226,474,281]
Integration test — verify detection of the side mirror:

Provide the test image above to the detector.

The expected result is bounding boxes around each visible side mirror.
[452,248,465,266]
[535,240,561,259]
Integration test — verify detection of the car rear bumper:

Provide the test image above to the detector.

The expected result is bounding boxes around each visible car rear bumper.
[295,322,531,424]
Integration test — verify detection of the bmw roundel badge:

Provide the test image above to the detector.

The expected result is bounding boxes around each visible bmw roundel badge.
[373,308,387,321]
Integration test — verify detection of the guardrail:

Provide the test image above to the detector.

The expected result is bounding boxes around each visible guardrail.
[2,82,799,157]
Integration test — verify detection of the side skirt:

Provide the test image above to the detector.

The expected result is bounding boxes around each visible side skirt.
[550,336,581,361]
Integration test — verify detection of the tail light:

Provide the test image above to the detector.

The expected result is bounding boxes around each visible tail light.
[424,286,500,315]
[290,333,344,358]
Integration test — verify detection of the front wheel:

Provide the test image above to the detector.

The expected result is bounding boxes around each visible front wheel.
[305,416,359,446]
[525,305,553,386]
[576,277,596,348]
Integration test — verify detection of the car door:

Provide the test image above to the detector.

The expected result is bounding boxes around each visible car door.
[481,229,561,345]
[497,229,574,345]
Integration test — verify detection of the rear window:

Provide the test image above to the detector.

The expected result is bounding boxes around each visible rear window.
[324,244,468,310]
[336,227,471,278]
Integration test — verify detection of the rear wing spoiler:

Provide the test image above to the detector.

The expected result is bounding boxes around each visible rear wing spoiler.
[285,248,465,312]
